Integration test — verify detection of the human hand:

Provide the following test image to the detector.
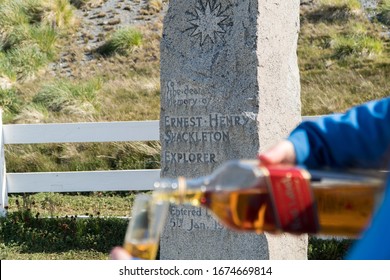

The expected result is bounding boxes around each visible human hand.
[258,140,296,165]
[109,246,133,260]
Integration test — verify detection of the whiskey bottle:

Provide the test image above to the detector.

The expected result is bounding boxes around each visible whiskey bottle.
[153,159,386,237]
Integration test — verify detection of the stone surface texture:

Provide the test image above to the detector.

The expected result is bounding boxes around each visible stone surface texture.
[159,0,306,260]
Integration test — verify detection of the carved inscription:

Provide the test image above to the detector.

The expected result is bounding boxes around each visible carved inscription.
[163,80,255,164]
[169,205,225,231]
[164,114,250,146]
[164,81,211,108]
[164,114,250,128]
[162,79,256,163]
[165,131,229,144]
[164,151,216,164]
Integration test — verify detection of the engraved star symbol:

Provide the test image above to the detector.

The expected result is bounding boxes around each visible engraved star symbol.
[189,1,228,46]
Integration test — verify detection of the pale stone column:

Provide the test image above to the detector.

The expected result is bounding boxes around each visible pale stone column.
[159,0,307,259]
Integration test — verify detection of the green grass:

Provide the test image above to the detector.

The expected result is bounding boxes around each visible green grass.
[7,192,138,218]
[319,0,361,10]
[32,78,101,114]
[0,194,357,260]
[42,0,76,30]
[0,88,22,117]
[0,0,76,81]
[0,192,143,260]
[97,27,143,56]
[0,210,128,259]
[308,236,355,260]
[299,0,390,115]
[0,1,30,30]
[0,244,108,260]
[6,45,51,80]
[377,0,390,26]
[29,25,58,58]
[331,34,383,60]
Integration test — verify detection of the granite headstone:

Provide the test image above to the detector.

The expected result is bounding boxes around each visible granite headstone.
[159,0,307,259]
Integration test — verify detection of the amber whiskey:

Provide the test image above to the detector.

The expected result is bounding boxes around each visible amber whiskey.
[154,160,384,237]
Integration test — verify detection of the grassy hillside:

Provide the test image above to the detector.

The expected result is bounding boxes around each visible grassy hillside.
[1,0,163,175]
[299,0,390,115]
[0,0,389,260]
[1,0,389,175]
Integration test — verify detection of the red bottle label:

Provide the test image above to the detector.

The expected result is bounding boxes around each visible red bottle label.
[263,165,319,234]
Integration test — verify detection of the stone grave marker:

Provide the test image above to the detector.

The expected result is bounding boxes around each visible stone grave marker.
[159,0,307,259]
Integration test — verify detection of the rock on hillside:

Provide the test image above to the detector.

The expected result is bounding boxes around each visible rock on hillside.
[50,0,167,78]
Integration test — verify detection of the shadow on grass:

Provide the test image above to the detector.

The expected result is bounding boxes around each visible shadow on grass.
[304,5,357,24]
[0,211,128,254]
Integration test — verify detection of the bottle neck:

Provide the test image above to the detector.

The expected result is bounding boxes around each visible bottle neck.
[153,159,264,205]
[153,176,208,206]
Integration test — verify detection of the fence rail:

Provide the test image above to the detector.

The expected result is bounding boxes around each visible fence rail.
[0,115,162,216]
[0,114,317,216]
[2,120,160,144]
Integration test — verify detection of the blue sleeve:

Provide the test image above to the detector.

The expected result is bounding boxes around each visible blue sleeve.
[287,97,390,259]
[288,97,390,169]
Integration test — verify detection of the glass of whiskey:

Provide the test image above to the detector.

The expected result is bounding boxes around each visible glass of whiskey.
[123,193,168,260]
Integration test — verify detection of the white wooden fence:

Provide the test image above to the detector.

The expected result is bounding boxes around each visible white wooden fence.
[0,113,317,216]
[0,112,161,216]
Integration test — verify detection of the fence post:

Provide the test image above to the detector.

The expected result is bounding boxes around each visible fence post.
[0,110,7,217]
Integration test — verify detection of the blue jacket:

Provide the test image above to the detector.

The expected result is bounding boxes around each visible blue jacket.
[287,97,390,259]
